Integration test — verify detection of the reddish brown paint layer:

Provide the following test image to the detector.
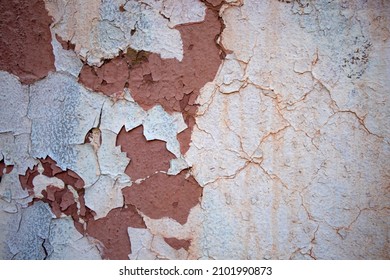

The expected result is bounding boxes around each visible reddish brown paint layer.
[122,171,202,225]
[86,205,146,260]
[116,125,175,181]
[78,8,222,153]
[79,57,129,96]
[39,157,63,177]
[164,237,191,251]
[203,0,225,6]
[19,165,39,194]
[0,160,13,183]
[78,49,149,96]
[19,157,89,221]
[177,116,197,155]
[26,154,147,260]
[55,34,75,51]
[128,9,222,153]
[75,7,224,258]
[128,9,221,113]
[0,160,14,176]
[0,0,54,84]
[40,186,77,217]
[20,157,85,192]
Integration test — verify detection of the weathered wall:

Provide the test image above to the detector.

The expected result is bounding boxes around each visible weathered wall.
[0,0,389,260]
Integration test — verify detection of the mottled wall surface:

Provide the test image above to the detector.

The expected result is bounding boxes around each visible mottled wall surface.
[0,0,389,260]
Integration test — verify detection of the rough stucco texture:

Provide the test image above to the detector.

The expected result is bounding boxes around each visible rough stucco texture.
[0,0,389,260]
[0,0,55,84]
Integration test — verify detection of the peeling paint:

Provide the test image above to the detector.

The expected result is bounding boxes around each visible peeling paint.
[19,157,91,225]
[47,217,101,260]
[116,125,175,181]
[28,72,105,187]
[0,160,13,178]
[128,8,222,153]
[0,0,54,84]
[45,0,207,65]
[86,205,145,260]
[123,171,202,225]
[184,0,390,259]
[52,33,83,77]
[164,237,191,251]
[1,0,389,260]
[127,227,188,260]
[7,201,52,260]
[0,81,34,208]
[79,56,130,96]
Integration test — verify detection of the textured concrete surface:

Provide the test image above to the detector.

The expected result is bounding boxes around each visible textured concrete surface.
[0,0,388,260]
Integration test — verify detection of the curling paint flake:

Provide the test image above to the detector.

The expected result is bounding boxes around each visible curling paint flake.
[0,0,389,260]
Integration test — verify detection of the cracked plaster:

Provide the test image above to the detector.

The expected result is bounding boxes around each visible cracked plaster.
[183,0,390,259]
[128,227,188,260]
[44,0,207,65]
[47,217,101,260]
[0,0,389,260]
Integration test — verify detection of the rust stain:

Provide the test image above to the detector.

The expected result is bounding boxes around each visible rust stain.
[116,125,175,181]
[164,237,191,251]
[86,205,146,260]
[122,171,202,225]
[0,0,54,84]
